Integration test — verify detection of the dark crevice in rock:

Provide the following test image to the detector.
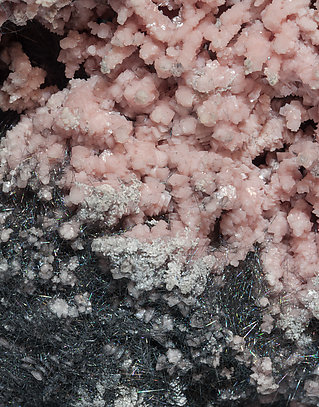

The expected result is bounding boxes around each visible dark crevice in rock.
[158,5,180,19]
[253,150,267,168]
[74,63,89,80]
[0,109,20,138]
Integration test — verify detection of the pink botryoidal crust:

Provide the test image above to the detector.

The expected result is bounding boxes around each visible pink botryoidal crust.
[1,0,319,330]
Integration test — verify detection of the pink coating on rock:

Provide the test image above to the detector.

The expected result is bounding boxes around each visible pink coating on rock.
[0,43,56,113]
[1,0,319,319]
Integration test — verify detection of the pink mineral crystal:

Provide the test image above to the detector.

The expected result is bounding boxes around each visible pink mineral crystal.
[2,0,319,385]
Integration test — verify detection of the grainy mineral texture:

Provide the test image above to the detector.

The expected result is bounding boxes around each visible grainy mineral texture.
[1,0,319,406]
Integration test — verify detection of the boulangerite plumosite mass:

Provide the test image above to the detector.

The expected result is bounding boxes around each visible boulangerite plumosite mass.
[1,0,319,406]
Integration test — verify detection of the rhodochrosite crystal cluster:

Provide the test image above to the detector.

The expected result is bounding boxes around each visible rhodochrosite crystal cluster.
[2,0,319,404]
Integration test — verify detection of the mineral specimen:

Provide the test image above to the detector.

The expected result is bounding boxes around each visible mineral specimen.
[1,0,319,405]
